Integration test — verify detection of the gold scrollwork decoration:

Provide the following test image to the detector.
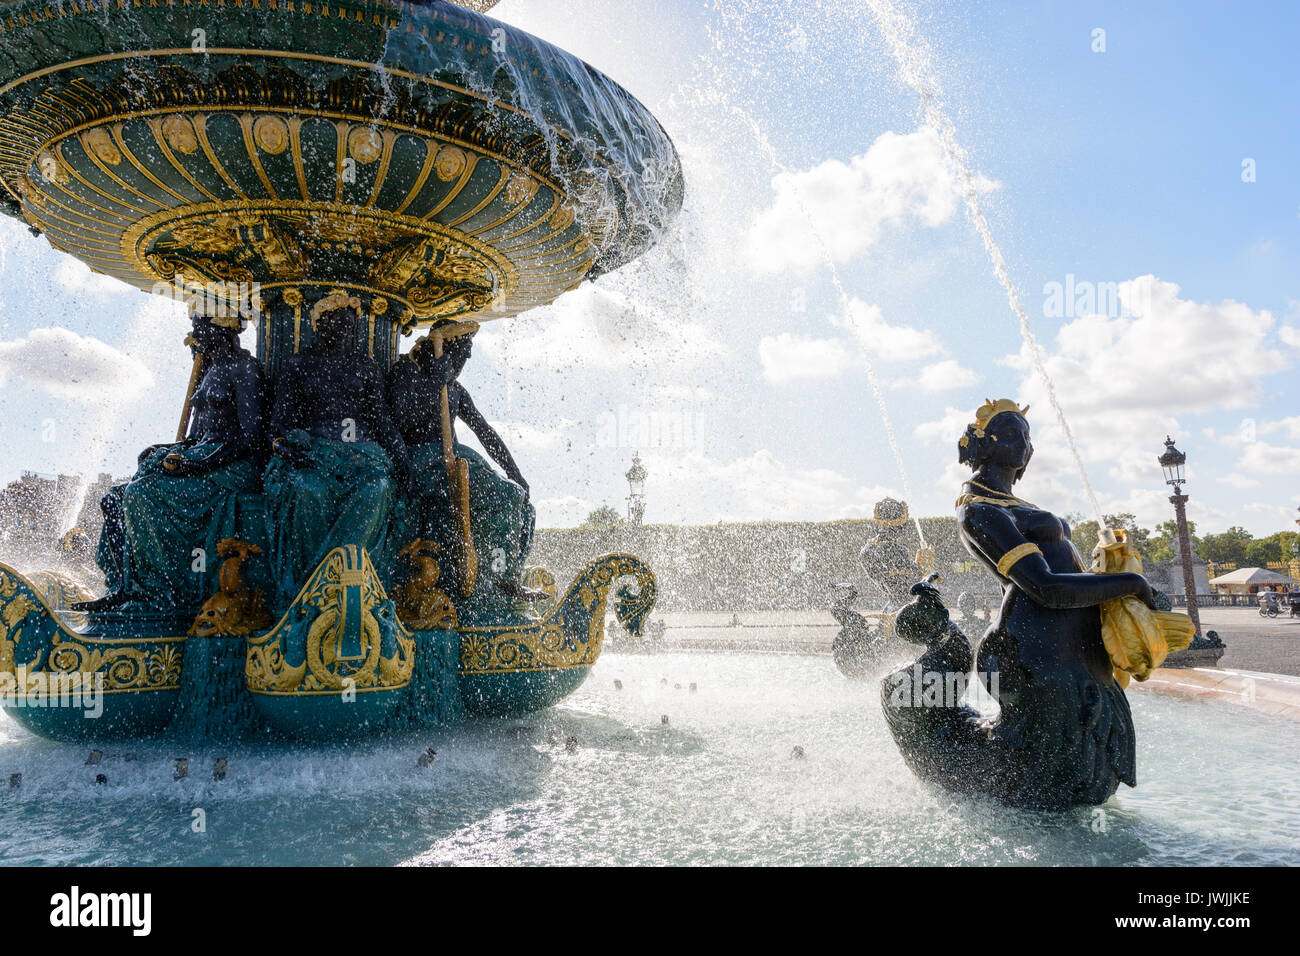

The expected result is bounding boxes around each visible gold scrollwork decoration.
[0,565,184,695]
[246,546,415,696]
[459,555,657,675]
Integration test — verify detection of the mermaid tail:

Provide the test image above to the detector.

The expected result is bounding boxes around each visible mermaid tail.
[881,580,1132,809]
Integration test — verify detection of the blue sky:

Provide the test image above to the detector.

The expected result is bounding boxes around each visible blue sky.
[0,0,1296,537]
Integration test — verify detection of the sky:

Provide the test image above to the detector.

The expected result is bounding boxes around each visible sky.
[0,0,1297,537]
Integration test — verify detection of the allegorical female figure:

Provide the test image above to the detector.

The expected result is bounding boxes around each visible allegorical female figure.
[79,311,267,613]
[858,497,931,610]
[387,324,536,611]
[264,292,410,602]
[881,399,1159,809]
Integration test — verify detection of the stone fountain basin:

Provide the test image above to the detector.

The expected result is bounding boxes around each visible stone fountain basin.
[0,0,683,327]
[0,652,1296,865]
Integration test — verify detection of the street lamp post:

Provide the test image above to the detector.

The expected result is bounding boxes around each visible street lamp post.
[625,453,647,527]
[1158,436,1201,637]
[1290,509,1299,583]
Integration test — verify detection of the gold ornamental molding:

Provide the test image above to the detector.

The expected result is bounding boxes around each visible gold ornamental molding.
[121,199,519,320]
[0,564,186,697]
[0,0,682,329]
[0,49,622,204]
[12,98,604,325]
[246,546,415,697]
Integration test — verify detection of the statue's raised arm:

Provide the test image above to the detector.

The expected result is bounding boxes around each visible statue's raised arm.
[455,387,528,501]
[388,327,538,613]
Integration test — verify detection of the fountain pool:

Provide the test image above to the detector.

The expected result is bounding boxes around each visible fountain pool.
[1,652,1295,866]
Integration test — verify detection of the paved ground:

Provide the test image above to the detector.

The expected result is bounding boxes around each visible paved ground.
[626,606,1300,677]
[1194,607,1300,677]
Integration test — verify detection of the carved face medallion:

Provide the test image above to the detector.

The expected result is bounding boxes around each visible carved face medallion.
[434,145,468,182]
[161,115,199,155]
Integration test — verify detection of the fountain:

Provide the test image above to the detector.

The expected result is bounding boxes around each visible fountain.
[882,400,1195,809]
[0,1,1294,870]
[0,0,681,741]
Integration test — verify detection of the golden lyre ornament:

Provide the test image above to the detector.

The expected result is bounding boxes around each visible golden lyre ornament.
[959,398,1030,448]
[1091,529,1195,688]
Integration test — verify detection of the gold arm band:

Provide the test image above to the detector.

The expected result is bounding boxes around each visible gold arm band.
[996,542,1042,577]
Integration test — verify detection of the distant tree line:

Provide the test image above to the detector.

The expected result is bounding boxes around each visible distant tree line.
[1066,512,1298,567]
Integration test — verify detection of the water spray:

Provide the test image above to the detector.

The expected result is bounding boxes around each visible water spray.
[865,0,1105,526]
[699,86,930,549]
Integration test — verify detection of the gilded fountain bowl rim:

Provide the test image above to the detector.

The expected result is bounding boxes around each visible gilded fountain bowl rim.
[0,0,684,324]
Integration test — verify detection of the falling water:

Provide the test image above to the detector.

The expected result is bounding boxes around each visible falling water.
[694,83,929,548]
[57,302,184,539]
[864,0,1105,524]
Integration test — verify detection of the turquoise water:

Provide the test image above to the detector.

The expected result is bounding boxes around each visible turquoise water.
[1,653,1296,866]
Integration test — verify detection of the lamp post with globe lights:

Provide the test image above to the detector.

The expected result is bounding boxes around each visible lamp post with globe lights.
[626,453,647,527]
[1159,436,1202,638]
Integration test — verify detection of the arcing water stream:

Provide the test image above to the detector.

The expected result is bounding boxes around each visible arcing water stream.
[730,98,930,548]
[863,0,1105,524]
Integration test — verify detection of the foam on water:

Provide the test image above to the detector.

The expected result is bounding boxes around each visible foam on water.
[1,653,1295,866]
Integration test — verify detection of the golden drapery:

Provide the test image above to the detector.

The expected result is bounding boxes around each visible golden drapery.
[1091,530,1195,687]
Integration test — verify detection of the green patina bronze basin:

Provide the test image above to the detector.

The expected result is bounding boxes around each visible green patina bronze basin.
[0,0,683,367]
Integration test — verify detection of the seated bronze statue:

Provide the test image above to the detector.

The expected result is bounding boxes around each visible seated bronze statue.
[387,323,537,608]
[858,497,927,610]
[264,292,410,603]
[881,399,1159,809]
[77,310,267,612]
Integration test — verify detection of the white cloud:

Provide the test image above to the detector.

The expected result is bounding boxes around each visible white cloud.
[833,297,945,363]
[1236,441,1300,476]
[0,326,155,400]
[486,418,581,455]
[55,258,130,299]
[973,275,1300,528]
[1260,416,1300,442]
[534,495,595,528]
[915,405,972,447]
[650,384,715,404]
[1017,276,1293,417]
[915,359,979,391]
[746,126,997,275]
[757,332,855,383]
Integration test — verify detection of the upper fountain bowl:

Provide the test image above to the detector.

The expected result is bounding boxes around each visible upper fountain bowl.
[0,0,683,329]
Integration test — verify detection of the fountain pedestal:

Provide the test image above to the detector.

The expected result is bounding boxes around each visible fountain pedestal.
[0,1,680,742]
